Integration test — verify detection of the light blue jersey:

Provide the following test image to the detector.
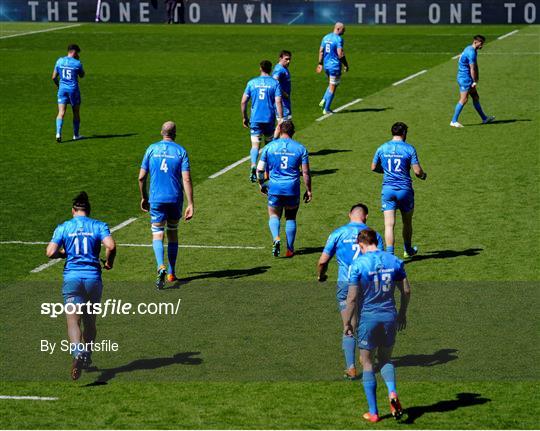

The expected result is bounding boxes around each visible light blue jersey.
[320,32,344,73]
[51,216,111,279]
[141,140,190,204]
[272,63,291,117]
[260,137,308,196]
[244,75,282,124]
[348,250,406,321]
[372,140,419,191]
[323,223,384,283]
[457,45,477,83]
[54,56,84,91]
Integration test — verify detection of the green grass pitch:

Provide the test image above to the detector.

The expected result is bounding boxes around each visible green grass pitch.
[0,23,539,428]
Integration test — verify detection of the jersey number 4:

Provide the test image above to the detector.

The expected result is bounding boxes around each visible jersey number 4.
[160,159,169,173]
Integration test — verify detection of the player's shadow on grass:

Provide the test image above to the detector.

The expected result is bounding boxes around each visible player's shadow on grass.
[310,149,352,157]
[295,246,324,256]
[405,248,483,263]
[85,351,202,385]
[393,348,458,368]
[465,119,531,126]
[166,266,271,286]
[386,393,491,424]
[338,107,392,114]
[63,133,138,143]
[311,169,339,177]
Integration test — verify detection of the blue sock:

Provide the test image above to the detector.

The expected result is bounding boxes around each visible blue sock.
[322,88,330,102]
[362,371,378,414]
[342,335,356,369]
[56,118,63,135]
[71,344,85,359]
[73,120,80,137]
[386,245,394,254]
[473,100,487,121]
[269,215,280,240]
[451,102,464,122]
[250,147,259,165]
[380,363,397,395]
[167,242,178,275]
[152,239,165,268]
[285,219,296,251]
[324,90,335,111]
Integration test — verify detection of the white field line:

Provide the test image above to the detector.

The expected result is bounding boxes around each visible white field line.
[392,70,427,86]
[208,155,250,179]
[2,240,263,250]
[452,54,460,60]
[288,12,304,25]
[0,24,82,40]
[0,395,58,401]
[315,98,363,122]
[497,29,519,40]
[29,217,137,273]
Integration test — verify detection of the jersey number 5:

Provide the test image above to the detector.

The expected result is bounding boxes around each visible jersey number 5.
[258,88,266,100]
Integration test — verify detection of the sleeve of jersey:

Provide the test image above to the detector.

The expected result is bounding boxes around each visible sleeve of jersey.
[411,147,419,165]
[243,82,251,97]
[274,82,282,98]
[372,148,381,165]
[348,263,360,285]
[181,152,191,172]
[54,59,60,73]
[141,148,150,170]
[259,146,268,163]
[322,232,337,257]
[376,233,384,251]
[99,223,112,241]
[338,37,344,48]
[51,225,64,246]
[301,148,309,165]
[468,49,477,65]
[395,259,407,281]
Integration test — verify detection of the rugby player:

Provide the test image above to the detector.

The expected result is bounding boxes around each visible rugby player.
[241,60,283,182]
[45,192,116,380]
[317,204,383,379]
[272,50,292,119]
[257,120,311,257]
[316,22,349,115]
[345,228,411,422]
[371,122,426,258]
[450,35,495,127]
[52,44,85,143]
[139,121,194,288]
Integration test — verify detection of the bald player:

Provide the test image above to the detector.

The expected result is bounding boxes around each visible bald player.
[139,121,194,289]
[316,22,349,115]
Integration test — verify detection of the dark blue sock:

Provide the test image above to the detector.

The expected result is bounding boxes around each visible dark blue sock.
[167,242,178,275]
[362,371,378,414]
[152,239,165,268]
[473,100,487,121]
[269,216,280,240]
[250,147,259,165]
[73,120,80,137]
[386,245,395,254]
[451,102,464,122]
[324,90,335,111]
[342,335,356,369]
[380,362,397,394]
[56,118,63,135]
[285,219,296,251]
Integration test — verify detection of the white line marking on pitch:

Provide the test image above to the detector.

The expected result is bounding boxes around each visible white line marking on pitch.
[452,54,460,60]
[497,29,519,40]
[316,98,363,122]
[29,217,137,273]
[393,70,427,86]
[209,155,250,179]
[0,24,82,40]
[0,395,58,401]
